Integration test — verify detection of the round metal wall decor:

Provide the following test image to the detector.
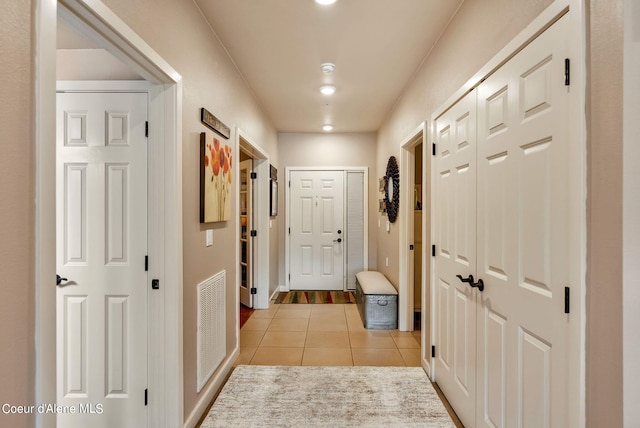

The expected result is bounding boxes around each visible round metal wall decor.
[385,156,400,223]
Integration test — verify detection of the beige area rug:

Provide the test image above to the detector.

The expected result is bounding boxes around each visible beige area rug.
[200,365,455,427]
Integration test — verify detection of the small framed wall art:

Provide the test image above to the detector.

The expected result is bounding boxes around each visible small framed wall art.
[200,131,233,223]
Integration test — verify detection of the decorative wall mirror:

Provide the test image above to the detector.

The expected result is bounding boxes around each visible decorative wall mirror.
[384,156,400,223]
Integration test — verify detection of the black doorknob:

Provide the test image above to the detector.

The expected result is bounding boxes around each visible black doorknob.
[333,238,342,243]
[337,230,342,234]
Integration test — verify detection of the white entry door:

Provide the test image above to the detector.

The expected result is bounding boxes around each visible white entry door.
[289,170,345,290]
[239,159,253,307]
[56,91,148,428]
[433,13,576,428]
[433,89,478,426]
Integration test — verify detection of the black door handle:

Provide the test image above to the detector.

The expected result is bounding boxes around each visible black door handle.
[456,274,484,292]
[333,238,342,243]
[471,279,485,292]
[456,274,474,284]
[56,274,68,286]
[337,230,342,234]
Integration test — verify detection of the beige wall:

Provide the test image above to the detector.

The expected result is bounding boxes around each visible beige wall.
[277,132,378,288]
[98,0,279,421]
[0,1,35,427]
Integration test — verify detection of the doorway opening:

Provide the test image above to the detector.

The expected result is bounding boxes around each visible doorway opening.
[399,122,428,338]
[239,152,256,309]
[413,143,424,326]
[36,1,183,426]
[236,130,270,312]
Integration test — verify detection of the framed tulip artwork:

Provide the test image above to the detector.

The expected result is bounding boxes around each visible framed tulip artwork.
[200,132,233,223]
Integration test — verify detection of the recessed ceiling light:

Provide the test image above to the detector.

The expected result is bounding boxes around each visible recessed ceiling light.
[323,125,334,132]
[315,0,337,5]
[321,63,336,73]
[320,85,336,95]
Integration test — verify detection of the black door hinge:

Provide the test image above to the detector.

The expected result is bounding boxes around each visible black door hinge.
[410,244,414,250]
[564,58,570,86]
[145,255,148,272]
[288,274,291,281]
[250,287,257,295]
[152,279,159,290]
[432,245,436,257]
[289,180,291,188]
[431,345,436,358]
[145,121,149,138]
[288,227,291,235]
[250,230,257,237]
[250,172,257,179]
[432,143,436,156]
[565,287,570,313]
[145,388,148,406]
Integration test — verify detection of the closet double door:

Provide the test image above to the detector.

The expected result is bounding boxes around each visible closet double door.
[433,14,576,428]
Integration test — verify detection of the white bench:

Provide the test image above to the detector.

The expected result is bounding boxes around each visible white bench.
[355,271,398,330]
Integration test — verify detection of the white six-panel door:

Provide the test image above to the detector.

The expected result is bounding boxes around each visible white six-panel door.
[289,170,345,290]
[433,89,478,426]
[433,13,575,428]
[56,92,148,428]
[476,15,571,428]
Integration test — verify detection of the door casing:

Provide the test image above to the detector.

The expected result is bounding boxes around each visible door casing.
[399,122,428,335]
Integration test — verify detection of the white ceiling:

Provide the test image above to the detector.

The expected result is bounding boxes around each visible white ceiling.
[195,0,463,133]
[57,1,463,132]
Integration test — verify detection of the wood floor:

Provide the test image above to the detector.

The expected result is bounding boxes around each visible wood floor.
[239,304,254,329]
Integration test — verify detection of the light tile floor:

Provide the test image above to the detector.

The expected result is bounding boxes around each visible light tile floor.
[237,303,423,367]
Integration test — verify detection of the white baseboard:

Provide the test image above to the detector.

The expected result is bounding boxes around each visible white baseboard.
[183,346,240,428]
[270,287,281,302]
